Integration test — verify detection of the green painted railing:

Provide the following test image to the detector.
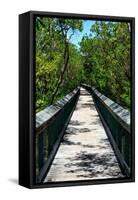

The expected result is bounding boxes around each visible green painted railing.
[35,87,80,183]
[82,84,131,177]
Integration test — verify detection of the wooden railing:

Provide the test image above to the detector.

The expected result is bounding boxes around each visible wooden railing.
[35,87,80,183]
[82,84,131,177]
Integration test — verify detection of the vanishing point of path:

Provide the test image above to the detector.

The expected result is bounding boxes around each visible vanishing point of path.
[44,88,123,182]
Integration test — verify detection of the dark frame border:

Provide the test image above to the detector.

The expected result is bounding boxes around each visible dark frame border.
[19,10,135,189]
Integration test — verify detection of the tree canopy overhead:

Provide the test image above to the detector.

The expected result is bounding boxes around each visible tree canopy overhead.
[35,17,131,112]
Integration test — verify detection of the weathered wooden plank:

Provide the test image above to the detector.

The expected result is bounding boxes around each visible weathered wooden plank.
[44,88,123,182]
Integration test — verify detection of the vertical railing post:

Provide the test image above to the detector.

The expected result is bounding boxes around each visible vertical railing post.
[38,131,45,172]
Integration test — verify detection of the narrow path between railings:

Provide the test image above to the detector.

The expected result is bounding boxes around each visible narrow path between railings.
[44,87,124,182]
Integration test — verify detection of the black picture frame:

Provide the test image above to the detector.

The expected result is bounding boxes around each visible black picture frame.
[19,10,135,189]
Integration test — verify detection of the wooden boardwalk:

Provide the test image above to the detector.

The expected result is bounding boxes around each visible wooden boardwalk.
[44,88,123,182]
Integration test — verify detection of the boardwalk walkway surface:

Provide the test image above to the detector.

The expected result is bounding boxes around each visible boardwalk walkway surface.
[44,88,123,182]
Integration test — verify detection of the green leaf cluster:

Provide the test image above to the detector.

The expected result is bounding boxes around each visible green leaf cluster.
[80,21,131,109]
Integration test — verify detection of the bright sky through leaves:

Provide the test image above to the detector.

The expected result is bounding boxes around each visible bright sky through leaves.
[68,20,95,47]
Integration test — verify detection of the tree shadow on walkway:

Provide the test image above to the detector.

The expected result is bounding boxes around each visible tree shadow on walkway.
[64,150,123,178]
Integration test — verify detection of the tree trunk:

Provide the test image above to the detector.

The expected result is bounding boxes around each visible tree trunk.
[50,39,69,104]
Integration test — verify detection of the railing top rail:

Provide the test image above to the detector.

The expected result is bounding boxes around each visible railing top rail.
[36,87,80,133]
[92,87,130,126]
[82,84,130,131]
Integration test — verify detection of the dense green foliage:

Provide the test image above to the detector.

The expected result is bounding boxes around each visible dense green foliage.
[36,17,83,112]
[80,21,131,109]
[36,18,131,112]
